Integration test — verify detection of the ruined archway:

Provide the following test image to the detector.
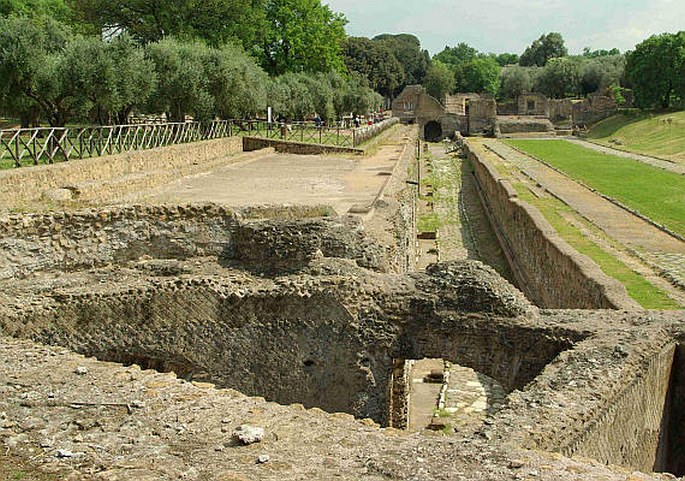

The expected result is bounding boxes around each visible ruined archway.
[424,120,443,142]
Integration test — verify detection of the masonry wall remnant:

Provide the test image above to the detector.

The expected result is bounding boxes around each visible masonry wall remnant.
[392,85,618,139]
[463,141,638,310]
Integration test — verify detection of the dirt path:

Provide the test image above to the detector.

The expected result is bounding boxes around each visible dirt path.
[484,140,685,289]
[152,126,413,217]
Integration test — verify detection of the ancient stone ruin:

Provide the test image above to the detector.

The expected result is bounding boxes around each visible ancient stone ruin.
[0,127,683,480]
[392,85,619,140]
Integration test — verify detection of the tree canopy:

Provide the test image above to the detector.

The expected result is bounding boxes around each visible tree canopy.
[625,32,685,109]
[373,33,430,86]
[69,0,266,49]
[343,37,404,98]
[423,60,453,102]
[258,0,347,75]
[519,32,567,67]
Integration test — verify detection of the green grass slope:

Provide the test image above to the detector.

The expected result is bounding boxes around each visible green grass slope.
[587,110,685,164]
[506,139,685,238]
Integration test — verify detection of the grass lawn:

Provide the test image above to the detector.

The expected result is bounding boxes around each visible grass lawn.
[514,183,681,310]
[506,139,685,238]
[587,110,685,164]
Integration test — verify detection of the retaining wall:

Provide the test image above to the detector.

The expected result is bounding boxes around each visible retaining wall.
[562,343,676,473]
[242,137,363,155]
[0,137,243,209]
[464,141,637,309]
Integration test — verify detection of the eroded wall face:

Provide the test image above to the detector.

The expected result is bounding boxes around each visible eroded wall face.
[664,345,685,475]
[12,286,395,425]
[564,344,676,473]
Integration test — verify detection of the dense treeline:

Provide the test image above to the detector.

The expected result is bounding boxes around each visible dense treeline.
[426,34,627,104]
[427,30,685,111]
[342,34,430,98]
[625,32,685,109]
[0,0,382,127]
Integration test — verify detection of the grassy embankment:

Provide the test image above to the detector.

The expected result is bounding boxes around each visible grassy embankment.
[507,139,685,239]
[491,140,681,309]
[587,110,685,164]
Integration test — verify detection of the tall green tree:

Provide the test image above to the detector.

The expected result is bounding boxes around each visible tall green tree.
[454,56,500,94]
[580,54,625,95]
[500,65,533,99]
[625,32,685,109]
[433,43,478,67]
[534,56,583,98]
[0,15,73,126]
[491,52,519,67]
[519,32,567,67]
[373,33,430,86]
[343,37,404,98]
[259,0,347,75]
[0,0,73,22]
[423,60,453,101]
[145,38,214,121]
[69,0,266,49]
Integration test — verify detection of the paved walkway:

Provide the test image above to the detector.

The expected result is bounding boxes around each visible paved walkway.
[152,126,412,217]
[407,359,444,431]
[407,359,507,434]
[483,140,685,288]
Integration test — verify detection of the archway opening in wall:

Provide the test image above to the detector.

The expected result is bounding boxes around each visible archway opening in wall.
[424,121,442,142]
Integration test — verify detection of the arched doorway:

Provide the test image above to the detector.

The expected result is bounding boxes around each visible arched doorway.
[424,121,442,142]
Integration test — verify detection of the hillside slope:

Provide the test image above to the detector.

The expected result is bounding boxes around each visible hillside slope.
[587,110,685,164]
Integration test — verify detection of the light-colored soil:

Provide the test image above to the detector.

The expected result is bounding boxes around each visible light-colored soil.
[151,126,414,217]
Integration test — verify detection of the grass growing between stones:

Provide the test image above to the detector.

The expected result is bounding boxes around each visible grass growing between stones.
[587,110,685,164]
[506,139,685,238]
[417,151,462,235]
[514,183,681,309]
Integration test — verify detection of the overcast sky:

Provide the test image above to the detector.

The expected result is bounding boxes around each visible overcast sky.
[325,0,685,55]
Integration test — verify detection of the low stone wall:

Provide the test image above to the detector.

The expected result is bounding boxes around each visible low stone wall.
[242,137,363,155]
[0,137,243,209]
[464,141,637,309]
[563,343,676,473]
[0,204,387,279]
[354,118,400,145]
[497,117,554,135]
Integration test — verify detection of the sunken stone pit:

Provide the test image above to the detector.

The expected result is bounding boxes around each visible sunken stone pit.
[0,204,684,480]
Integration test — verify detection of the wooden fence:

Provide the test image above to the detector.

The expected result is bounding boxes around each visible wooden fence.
[0,117,398,168]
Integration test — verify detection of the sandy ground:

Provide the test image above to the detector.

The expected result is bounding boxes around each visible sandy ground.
[151,128,412,216]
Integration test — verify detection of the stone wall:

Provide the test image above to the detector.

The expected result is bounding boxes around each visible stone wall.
[468,99,498,135]
[572,95,618,126]
[497,117,554,135]
[664,343,685,475]
[0,137,243,209]
[464,141,637,309]
[563,343,676,473]
[242,137,363,155]
[518,93,549,116]
[0,205,388,279]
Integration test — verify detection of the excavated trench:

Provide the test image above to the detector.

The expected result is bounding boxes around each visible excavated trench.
[660,344,685,476]
[17,280,573,429]
[0,205,579,433]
